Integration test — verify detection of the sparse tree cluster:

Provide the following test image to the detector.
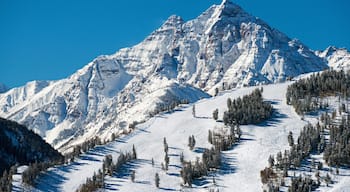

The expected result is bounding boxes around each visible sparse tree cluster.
[188,135,196,150]
[323,115,350,167]
[0,167,15,192]
[180,147,221,187]
[260,167,276,184]
[223,88,273,125]
[64,137,102,163]
[149,99,189,117]
[288,176,319,192]
[76,146,137,192]
[22,161,55,185]
[76,169,104,192]
[261,123,326,191]
[179,124,242,187]
[286,69,350,114]
[208,126,237,151]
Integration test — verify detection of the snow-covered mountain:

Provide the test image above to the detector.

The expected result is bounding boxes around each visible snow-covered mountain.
[316,46,350,71]
[0,83,8,93]
[0,0,328,151]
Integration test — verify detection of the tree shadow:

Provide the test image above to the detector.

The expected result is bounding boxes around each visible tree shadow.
[159,187,177,191]
[219,153,237,175]
[193,147,206,153]
[257,109,288,127]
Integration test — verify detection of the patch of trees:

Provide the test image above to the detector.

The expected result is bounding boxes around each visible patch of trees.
[76,169,104,192]
[288,176,319,192]
[286,69,350,114]
[323,115,350,167]
[149,99,189,117]
[180,126,239,187]
[223,88,273,125]
[180,147,221,187]
[261,123,325,191]
[0,166,15,192]
[22,162,50,185]
[76,146,137,192]
[64,137,102,163]
[208,125,239,151]
[0,118,63,176]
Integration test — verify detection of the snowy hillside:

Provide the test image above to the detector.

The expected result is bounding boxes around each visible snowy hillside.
[316,46,350,71]
[13,80,350,192]
[0,0,328,151]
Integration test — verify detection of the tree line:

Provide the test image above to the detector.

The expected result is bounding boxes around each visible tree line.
[286,69,350,115]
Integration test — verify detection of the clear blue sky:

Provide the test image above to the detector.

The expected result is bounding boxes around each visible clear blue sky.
[1,0,349,88]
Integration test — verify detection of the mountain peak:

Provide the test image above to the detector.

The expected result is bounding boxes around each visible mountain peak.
[218,0,245,18]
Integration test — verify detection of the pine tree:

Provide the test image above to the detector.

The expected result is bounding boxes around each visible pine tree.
[288,131,294,147]
[132,144,137,159]
[155,173,160,188]
[208,130,213,144]
[164,153,169,171]
[268,155,275,167]
[214,87,219,96]
[180,152,184,164]
[131,170,135,182]
[213,109,219,121]
[192,105,196,117]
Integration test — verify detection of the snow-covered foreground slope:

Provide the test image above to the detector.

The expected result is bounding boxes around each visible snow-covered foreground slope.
[13,81,349,192]
[0,0,328,151]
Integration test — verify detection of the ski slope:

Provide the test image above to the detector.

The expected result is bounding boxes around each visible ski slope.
[14,81,350,192]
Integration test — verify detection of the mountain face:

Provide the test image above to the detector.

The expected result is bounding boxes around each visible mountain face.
[0,0,328,152]
[316,46,350,71]
[0,117,63,174]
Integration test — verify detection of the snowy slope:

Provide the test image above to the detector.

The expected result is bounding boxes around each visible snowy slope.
[316,46,350,71]
[14,81,349,192]
[0,0,328,151]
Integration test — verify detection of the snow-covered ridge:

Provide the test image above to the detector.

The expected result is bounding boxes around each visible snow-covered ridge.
[0,0,330,151]
[316,46,350,71]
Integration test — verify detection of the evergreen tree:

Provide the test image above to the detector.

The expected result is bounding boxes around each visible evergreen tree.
[132,144,137,159]
[155,173,160,188]
[288,131,294,147]
[192,105,196,117]
[131,170,135,182]
[213,109,219,121]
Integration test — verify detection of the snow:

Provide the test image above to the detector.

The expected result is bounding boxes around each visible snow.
[316,46,350,71]
[11,78,350,192]
[0,0,330,152]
